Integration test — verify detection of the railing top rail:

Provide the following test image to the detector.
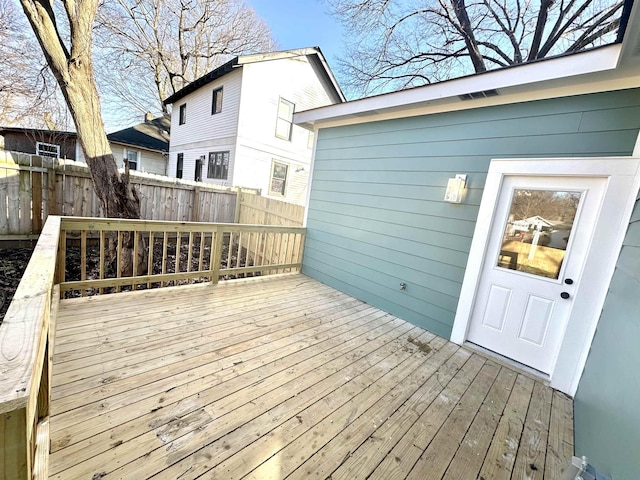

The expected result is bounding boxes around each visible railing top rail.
[59,217,306,233]
[0,216,60,414]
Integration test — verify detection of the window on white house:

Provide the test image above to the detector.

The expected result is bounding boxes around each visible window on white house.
[176,153,184,178]
[275,98,294,140]
[212,87,223,114]
[208,151,229,179]
[36,141,60,158]
[125,150,138,170]
[179,104,186,125]
[269,160,288,196]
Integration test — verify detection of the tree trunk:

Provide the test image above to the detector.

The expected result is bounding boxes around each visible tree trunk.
[19,0,146,275]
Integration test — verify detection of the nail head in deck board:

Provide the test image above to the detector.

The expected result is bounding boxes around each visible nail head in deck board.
[478,374,536,480]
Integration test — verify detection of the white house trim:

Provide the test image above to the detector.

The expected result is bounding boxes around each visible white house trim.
[452,156,640,396]
[295,44,625,129]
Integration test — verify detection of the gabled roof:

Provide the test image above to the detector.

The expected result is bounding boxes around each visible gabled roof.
[107,115,171,153]
[163,47,345,106]
[295,0,640,129]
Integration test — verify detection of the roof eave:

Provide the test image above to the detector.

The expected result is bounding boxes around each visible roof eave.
[294,43,624,129]
[108,139,168,153]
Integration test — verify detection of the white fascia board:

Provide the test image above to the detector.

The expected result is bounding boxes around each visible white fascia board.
[237,48,320,65]
[294,44,622,129]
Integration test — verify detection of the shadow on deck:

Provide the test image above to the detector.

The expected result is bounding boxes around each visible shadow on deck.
[49,274,573,480]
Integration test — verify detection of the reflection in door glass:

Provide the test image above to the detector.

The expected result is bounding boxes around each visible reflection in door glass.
[497,189,582,279]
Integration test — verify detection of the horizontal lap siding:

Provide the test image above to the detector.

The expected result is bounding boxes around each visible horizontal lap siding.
[304,88,640,337]
[574,191,640,479]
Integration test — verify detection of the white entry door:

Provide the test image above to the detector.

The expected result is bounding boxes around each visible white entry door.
[466,175,606,374]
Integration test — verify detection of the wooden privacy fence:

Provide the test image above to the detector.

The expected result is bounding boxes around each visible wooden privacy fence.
[237,190,305,226]
[0,152,305,238]
[0,152,255,237]
[0,215,306,479]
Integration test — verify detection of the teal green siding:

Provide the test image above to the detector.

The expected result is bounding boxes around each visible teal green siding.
[304,88,640,338]
[574,193,640,479]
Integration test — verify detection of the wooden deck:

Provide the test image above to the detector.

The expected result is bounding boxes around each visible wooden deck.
[49,274,573,480]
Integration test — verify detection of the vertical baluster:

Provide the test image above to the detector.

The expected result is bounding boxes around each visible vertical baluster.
[80,230,87,296]
[198,232,205,273]
[116,231,122,293]
[244,232,251,274]
[226,231,233,275]
[161,231,168,287]
[147,231,154,289]
[187,231,194,273]
[237,232,243,271]
[99,230,105,294]
[132,230,139,290]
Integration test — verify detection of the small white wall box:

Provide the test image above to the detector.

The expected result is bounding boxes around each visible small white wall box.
[444,174,467,203]
[560,456,611,480]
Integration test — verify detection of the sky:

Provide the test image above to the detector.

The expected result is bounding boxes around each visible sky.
[246,0,346,73]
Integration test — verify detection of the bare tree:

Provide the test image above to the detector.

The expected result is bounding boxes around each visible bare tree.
[0,0,68,128]
[95,0,276,123]
[326,0,624,96]
[19,0,145,273]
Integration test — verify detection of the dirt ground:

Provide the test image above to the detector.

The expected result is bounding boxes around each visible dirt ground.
[0,238,257,319]
[0,248,32,323]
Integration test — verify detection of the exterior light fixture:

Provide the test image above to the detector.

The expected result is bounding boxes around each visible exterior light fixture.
[444,174,467,203]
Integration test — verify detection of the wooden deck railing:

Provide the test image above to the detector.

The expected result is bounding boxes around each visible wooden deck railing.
[0,216,60,480]
[0,215,306,479]
[57,217,306,297]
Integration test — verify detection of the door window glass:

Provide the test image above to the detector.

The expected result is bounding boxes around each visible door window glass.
[497,189,582,279]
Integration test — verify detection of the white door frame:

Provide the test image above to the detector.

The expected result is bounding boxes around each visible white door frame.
[451,156,640,396]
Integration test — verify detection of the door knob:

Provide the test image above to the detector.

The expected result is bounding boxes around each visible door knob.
[564,278,574,285]
[560,292,570,299]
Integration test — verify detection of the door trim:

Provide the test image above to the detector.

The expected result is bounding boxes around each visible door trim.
[451,157,640,395]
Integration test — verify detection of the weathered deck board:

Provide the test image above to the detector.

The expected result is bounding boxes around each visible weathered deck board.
[49,274,573,480]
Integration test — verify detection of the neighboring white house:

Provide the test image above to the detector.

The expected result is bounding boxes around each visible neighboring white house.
[163,47,345,205]
[107,114,170,175]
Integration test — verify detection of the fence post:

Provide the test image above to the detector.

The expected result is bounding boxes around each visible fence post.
[192,186,200,222]
[47,162,58,216]
[31,156,43,234]
[233,186,242,224]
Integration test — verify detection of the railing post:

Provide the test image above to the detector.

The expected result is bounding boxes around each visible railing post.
[211,225,224,284]
[0,407,29,478]
[57,229,66,286]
